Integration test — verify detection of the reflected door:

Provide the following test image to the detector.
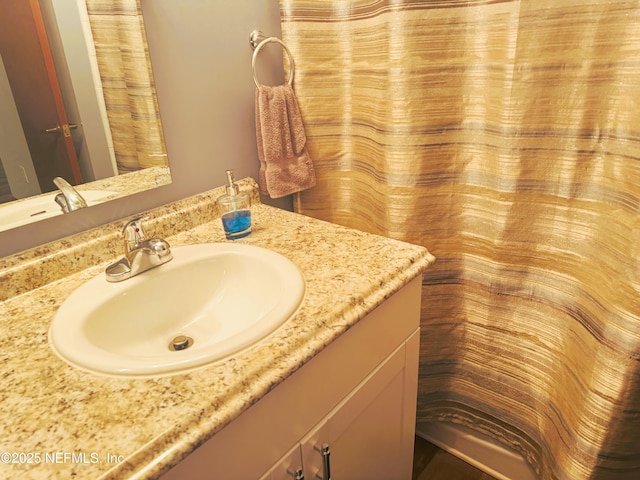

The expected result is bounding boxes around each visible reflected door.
[0,0,83,192]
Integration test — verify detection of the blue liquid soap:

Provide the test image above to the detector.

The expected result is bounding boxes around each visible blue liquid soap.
[221,210,251,239]
[217,170,252,239]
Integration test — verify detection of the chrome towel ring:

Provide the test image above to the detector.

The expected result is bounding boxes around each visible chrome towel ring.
[250,29,295,88]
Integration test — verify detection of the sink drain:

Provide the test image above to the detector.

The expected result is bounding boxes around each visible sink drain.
[169,335,194,351]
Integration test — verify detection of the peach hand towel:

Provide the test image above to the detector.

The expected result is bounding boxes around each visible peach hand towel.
[255,84,316,198]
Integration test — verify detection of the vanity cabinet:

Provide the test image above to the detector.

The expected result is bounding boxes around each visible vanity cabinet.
[263,331,418,480]
[162,277,421,480]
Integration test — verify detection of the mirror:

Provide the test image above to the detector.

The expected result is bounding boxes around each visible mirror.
[0,0,171,232]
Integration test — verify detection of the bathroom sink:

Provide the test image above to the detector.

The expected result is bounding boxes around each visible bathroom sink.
[0,190,117,232]
[49,243,305,377]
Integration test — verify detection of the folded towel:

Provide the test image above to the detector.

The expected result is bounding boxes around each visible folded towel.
[255,84,316,198]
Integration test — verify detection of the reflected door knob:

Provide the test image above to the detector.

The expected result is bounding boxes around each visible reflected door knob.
[43,123,77,137]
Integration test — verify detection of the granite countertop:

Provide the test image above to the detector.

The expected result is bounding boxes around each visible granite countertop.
[0,180,434,480]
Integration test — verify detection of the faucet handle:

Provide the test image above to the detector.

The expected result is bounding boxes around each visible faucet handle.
[107,217,172,282]
[122,217,148,253]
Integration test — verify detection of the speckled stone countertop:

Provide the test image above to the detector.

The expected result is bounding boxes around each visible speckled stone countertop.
[83,165,172,201]
[0,179,434,480]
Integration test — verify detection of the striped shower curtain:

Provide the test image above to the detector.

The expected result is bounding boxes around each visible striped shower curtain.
[279,1,640,478]
[85,0,166,173]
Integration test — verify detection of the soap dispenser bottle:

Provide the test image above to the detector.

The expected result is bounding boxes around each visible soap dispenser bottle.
[216,170,252,239]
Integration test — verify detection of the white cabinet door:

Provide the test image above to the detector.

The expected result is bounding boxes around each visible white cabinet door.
[300,330,419,480]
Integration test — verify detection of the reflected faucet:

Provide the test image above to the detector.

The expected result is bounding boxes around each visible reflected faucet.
[53,177,88,213]
[105,217,173,282]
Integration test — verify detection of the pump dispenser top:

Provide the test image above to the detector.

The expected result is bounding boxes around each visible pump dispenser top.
[225,170,240,196]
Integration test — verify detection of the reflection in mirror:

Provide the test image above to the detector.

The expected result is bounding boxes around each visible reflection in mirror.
[0,0,171,232]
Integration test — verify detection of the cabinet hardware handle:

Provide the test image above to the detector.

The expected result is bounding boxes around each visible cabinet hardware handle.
[314,443,331,480]
[287,467,304,479]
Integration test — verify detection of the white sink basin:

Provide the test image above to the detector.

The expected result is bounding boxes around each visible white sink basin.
[49,243,305,377]
[0,190,117,232]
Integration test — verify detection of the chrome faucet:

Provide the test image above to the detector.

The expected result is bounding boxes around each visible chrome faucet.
[53,176,88,213]
[105,217,172,282]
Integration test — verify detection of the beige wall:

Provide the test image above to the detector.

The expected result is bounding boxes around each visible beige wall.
[0,0,289,257]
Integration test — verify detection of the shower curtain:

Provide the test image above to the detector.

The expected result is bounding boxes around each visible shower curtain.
[85,0,166,173]
[280,1,639,479]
